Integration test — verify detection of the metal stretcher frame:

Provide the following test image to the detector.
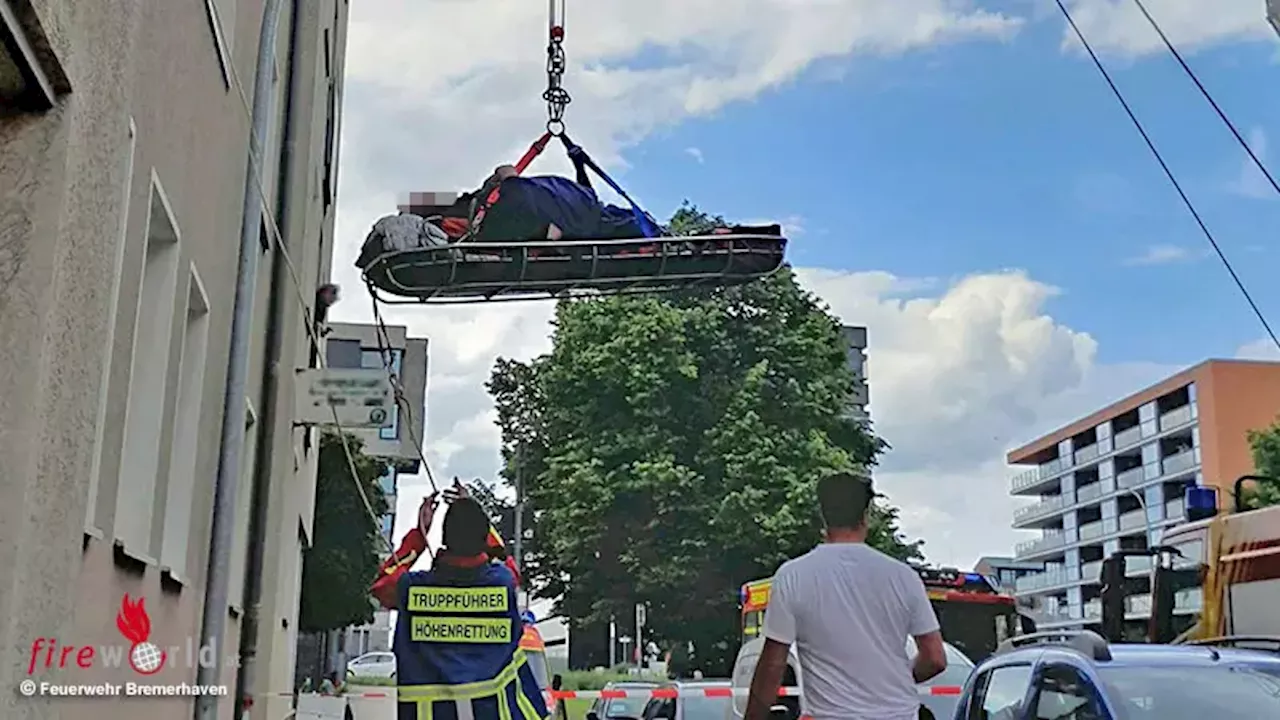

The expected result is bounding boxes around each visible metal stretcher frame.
[361,234,788,305]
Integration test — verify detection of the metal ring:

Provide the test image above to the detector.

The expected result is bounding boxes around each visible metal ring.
[546,119,565,136]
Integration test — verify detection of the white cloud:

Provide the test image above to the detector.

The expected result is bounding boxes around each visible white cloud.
[1059,0,1272,56]
[685,147,705,164]
[1237,337,1280,360]
[1229,127,1275,200]
[1122,244,1192,265]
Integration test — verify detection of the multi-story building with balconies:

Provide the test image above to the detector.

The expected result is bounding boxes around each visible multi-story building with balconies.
[1006,359,1280,637]
[841,325,870,422]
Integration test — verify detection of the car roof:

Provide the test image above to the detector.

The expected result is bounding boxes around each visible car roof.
[987,642,1280,670]
[665,680,731,688]
[605,680,660,688]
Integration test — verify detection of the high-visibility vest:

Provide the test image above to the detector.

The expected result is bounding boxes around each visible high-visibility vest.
[394,560,548,720]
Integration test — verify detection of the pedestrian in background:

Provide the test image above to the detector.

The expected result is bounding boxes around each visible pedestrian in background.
[743,471,947,720]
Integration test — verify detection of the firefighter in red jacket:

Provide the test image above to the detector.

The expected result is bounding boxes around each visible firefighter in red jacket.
[371,481,520,608]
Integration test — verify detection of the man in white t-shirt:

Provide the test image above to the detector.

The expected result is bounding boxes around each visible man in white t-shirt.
[743,472,948,720]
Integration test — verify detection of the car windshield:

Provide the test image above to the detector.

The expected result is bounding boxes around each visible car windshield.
[602,697,647,719]
[680,694,731,720]
[1099,664,1280,719]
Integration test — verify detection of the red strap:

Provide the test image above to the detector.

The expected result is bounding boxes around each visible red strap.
[469,132,553,238]
[514,132,552,174]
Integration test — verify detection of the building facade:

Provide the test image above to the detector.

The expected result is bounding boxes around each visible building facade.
[841,325,870,422]
[322,321,428,660]
[1006,359,1280,636]
[1,1,349,718]
[973,556,1043,597]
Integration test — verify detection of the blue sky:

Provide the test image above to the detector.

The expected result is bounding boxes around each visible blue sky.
[619,18,1280,366]
[339,0,1280,567]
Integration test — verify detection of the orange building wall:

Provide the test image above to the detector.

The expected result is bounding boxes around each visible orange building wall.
[1196,362,1280,501]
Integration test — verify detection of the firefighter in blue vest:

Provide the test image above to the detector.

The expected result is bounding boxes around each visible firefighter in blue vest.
[372,484,548,720]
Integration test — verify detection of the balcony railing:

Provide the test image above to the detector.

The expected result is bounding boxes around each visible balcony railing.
[1073,443,1099,465]
[1116,467,1144,489]
[1162,450,1196,476]
[1078,520,1105,541]
[1084,600,1101,619]
[1029,605,1078,624]
[1119,509,1148,532]
[1175,588,1202,612]
[1165,499,1185,520]
[1126,593,1152,615]
[1015,530,1068,558]
[1010,457,1068,493]
[1159,404,1193,432]
[1113,425,1141,450]
[1126,555,1153,576]
[1075,482,1104,504]
[1015,566,1081,593]
[1013,495,1067,523]
[1080,560,1103,583]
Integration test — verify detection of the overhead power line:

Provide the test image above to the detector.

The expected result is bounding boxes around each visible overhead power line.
[1054,0,1280,353]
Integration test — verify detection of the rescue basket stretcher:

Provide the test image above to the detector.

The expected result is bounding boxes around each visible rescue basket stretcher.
[360,233,788,304]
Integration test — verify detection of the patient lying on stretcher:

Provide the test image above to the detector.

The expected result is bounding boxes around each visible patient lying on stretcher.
[473,164,655,242]
[355,166,780,268]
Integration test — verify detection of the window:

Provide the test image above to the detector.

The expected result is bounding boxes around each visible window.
[967,665,1031,720]
[203,0,236,87]
[114,172,183,561]
[1033,665,1104,720]
[1,0,64,111]
[322,79,337,207]
[87,117,137,534]
[159,266,212,581]
[360,348,402,439]
[378,350,402,440]
[377,467,397,497]
[326,339,362,368]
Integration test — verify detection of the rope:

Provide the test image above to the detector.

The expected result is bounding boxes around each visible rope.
[367,295,440,494]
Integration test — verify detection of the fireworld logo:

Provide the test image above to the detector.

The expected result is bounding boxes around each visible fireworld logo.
[26,594,239,676]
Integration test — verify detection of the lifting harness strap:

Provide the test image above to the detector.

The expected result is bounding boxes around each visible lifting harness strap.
[559,134,661,238]
[467,132,554,239]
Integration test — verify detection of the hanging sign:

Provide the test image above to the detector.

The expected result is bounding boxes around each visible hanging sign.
[294,368,394,428]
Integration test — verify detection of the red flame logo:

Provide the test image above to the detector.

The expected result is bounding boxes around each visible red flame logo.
[116,594,166,675]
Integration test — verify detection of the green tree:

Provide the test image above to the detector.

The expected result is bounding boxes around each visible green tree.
[486,205,921,673]
[299,433,390,634]
[1243,418,1280,510]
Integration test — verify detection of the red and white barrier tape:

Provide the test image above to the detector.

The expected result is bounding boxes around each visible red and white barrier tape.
[271,685,962,700]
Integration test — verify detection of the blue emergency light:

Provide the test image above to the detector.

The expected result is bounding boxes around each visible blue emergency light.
[1185,486,1218,522]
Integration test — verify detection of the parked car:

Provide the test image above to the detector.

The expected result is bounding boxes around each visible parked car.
[346,651,396,679]
[641,680,732,720]
[957,631,1280,719]
[728,635,974,720]
[586,681,661,720]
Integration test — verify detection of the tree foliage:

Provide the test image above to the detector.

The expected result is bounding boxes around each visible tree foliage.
[486,205,922,672]
[1243,418,1280,510]
[299,433,390,634]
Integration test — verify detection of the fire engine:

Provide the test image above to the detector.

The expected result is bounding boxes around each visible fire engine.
[1097,479,1280,645]
[738,565,1035,663]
